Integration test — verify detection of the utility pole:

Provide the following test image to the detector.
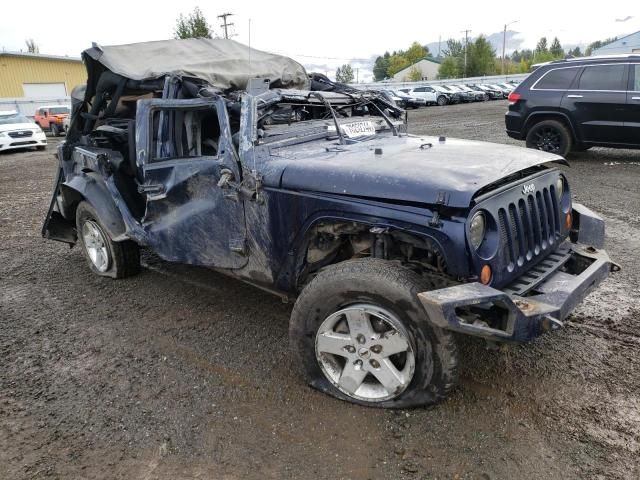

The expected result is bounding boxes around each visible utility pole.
[461,29,471,78]
[218,13,234,39]
[502,20,518,75]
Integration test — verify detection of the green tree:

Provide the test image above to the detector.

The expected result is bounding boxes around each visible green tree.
[373,53,390,81]
[407,65,422,81]
[335,64,354,83]
[25,39,39,53]
[550,37,564,57]
[569,46,583,57]
[536,37,548,54]
[443,39,463,58]
[386,54,410,77]
[405,41,427,64]
[468,36,496,76]
[437,56,460,79]
[174,7,213,39]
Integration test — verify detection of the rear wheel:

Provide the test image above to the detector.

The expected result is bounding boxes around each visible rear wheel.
[76,201,140,278]
[525,119,572,157]
[437,96,447,106]
[289,259,458,408]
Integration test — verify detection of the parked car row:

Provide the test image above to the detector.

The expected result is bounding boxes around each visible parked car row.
[387,82,518,107]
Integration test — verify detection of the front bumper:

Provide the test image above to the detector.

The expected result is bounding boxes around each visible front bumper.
[0,132,46,151]
[418,243,615,342]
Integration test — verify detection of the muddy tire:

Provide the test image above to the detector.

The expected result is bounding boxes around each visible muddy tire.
[525,119,573,157]
[75,201,140,279]
[289,258,457,408]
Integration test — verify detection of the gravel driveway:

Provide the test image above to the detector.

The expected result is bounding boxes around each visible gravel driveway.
[1,100,638,479]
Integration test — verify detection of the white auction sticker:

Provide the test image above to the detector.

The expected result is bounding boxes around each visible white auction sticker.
[341,121,376,138]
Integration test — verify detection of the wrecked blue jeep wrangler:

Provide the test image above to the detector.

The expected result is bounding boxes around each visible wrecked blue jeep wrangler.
[43,39,616,408]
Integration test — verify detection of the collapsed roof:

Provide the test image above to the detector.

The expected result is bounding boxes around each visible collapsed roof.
[82,38,310,91]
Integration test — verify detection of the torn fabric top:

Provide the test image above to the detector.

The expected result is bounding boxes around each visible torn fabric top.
[83,38,309,91]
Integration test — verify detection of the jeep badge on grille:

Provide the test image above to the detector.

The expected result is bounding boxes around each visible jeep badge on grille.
[522,183,536,194]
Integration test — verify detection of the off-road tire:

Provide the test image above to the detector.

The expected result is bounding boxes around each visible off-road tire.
[436,96,447,106]
[289,258,458,408]
[525,119,573,157]
[75,201,140,279]
[51,123,60,137]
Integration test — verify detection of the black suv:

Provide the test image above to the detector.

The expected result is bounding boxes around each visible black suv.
[506,54,640,156]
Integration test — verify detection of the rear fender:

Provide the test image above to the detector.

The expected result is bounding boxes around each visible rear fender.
[42,171,128,245]
[524,111,579,142]
[63,172,127,240]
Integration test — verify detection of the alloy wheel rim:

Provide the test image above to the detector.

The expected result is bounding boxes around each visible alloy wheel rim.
[82,220,110,272]
[534,126,562,153]
[315,304,415,402]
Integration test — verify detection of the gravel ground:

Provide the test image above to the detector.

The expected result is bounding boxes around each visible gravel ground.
[1,100,639,480]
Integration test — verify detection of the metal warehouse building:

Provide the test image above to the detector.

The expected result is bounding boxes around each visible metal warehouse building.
[592,31,640,56]
[0,51,86,98]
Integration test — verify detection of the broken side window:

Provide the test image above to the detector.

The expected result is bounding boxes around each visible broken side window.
[151,107,220,161]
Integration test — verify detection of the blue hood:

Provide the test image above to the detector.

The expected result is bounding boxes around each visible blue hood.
[268,135,565,208]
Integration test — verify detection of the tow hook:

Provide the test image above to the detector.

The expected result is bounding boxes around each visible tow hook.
[541,315,564,331]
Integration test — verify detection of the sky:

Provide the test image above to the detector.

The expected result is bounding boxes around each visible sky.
[2,0,639,82]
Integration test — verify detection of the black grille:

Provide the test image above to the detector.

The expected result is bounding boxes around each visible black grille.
[498,186,561,273]
[8,130,33,138]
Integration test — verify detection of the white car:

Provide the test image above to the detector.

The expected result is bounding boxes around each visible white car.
[405,86,450,106]
[0,111,47,152]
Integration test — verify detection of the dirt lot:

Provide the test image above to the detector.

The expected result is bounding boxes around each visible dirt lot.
[1,100,639,480]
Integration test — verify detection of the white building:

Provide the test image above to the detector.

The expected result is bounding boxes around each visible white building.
[391,58,441,82]
[591,31,640,56]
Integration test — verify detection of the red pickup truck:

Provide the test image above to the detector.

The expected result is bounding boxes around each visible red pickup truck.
[34,105,70,136]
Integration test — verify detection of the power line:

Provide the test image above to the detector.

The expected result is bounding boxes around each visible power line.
[218,13,234,39]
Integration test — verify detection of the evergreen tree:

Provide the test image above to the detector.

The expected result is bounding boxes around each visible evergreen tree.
[468,36,496,76]
[535,37,548,54]
[550,37,564,57]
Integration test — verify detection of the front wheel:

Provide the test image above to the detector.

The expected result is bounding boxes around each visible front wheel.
[50,123,60,137]
[289,259,458,408]
[436,96,447,106]
[525,119,572,157]
[76,201,140,278]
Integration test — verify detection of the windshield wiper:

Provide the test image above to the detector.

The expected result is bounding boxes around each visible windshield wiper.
[367,95,399,136]
[309,92,345,145]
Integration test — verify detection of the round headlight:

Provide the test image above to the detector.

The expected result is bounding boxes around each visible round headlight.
[469,212,486,250]
[556,177,564,198]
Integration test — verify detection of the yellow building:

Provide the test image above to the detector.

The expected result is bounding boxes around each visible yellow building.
[0,51,86,98]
